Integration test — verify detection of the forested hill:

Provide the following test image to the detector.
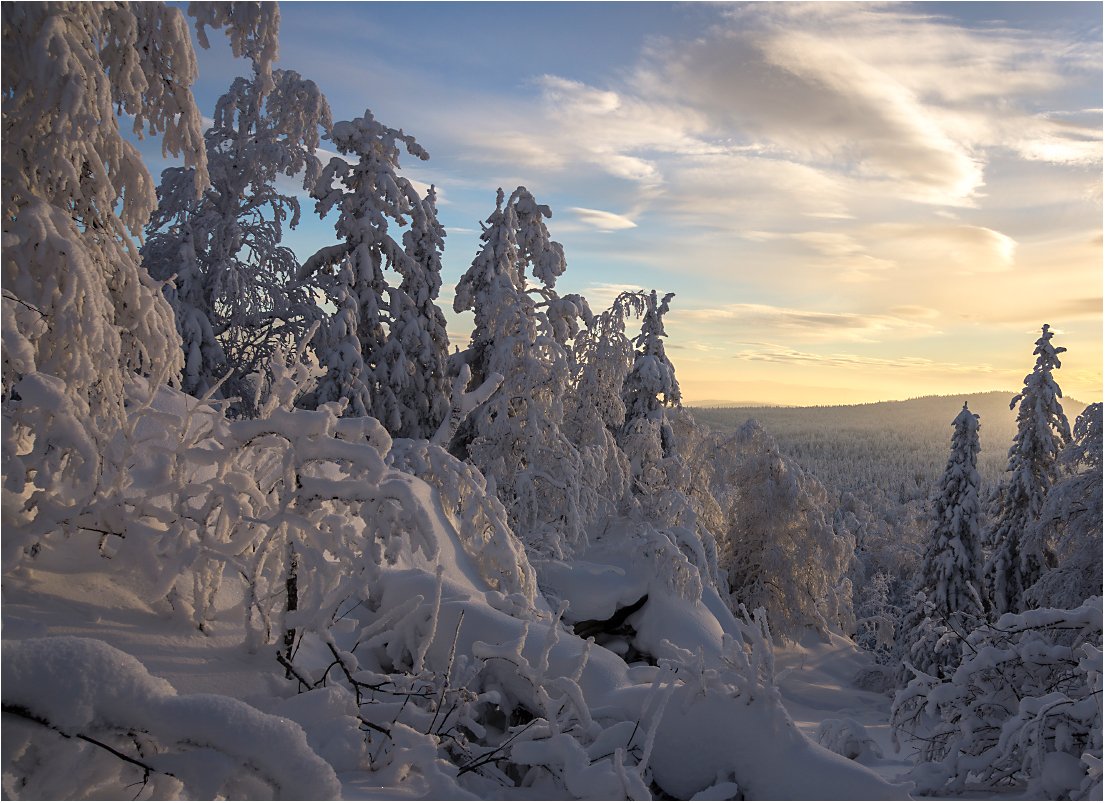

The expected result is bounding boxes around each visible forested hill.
[691,391,1089,500]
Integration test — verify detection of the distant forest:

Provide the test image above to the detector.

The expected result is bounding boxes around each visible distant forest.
[691,391,1089,503]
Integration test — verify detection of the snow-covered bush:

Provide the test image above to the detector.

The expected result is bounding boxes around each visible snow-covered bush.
[892,598,1103,799]
[712,420,855,641]
[2,636,341,799]
[817,717,884,763]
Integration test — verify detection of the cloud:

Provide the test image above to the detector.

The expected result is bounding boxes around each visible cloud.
[890,305,941,320]
[568,207,638,231]
[674,303,939,343]
[732,342,994,373]
[578,282,643,311]
[1012,110,1103,166]
[867,223,1018,272]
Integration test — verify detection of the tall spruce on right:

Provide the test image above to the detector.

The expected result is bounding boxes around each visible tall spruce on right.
[897,403,986,681]
[984,324,1071,615]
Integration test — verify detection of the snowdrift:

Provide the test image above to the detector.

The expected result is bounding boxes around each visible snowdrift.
[2,382,909,799]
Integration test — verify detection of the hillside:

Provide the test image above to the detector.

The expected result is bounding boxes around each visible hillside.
[691,392,1089,501]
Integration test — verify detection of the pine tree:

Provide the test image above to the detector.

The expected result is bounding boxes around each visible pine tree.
[143,67,331,410]
[898,403,985,681]
[984,324,1071,614]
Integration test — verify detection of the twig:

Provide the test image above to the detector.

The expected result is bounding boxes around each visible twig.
[457,718,540,776]
[275,651,317,692]
[428,610,465,735]
[3,703,177,791]
[2,290,46,319]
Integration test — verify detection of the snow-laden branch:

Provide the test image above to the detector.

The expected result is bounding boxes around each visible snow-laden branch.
[431,366,503,446]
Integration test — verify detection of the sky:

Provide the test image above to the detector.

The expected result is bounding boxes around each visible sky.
[164,1,1102,406]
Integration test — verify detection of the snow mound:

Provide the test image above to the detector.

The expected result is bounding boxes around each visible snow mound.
[2,637,341,800]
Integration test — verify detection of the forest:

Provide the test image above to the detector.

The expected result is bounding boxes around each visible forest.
[2,3,1101,800]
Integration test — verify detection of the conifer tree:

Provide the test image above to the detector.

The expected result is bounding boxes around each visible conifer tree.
[384,186,452,438]
[984,324,1071,614]
[452,187,587,557]
[308,262,372,416]
[303,110,449,433]
[618,290,682,489]
[897,404,985,680]
[1025,402,1102,609]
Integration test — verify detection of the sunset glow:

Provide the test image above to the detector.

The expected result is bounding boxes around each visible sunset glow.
[170,1,1103,406]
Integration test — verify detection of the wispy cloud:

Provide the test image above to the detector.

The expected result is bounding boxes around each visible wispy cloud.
[578,282,644,311]
[568,207,638,231]
[733,342,994,373]
[441,2,1099,223]
[674,303,939,343]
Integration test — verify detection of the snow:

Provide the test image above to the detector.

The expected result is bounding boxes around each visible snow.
[4,4,1099,798]
[775,633,916,783]
[2,636,341,799]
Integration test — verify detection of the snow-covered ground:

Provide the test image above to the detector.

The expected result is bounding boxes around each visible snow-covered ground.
[775,632,913,787]
[3,538,914,800]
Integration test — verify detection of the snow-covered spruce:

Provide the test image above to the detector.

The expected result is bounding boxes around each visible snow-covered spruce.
[985,324,1071,615]
[618,290,682,493]
[451,187,589,559]
[1026,402,1103,610]
[896,403,986,682]
[303,110,451,438]
[392,185,454,439]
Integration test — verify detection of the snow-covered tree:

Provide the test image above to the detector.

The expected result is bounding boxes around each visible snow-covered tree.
[307,262,372,417]
[303,110,449,434]
[853,571,902,668]
[561,292,645,523]
[2,2,208,428]
[143,66,332,411]
[897,403,986,681]
[381,185,452,439]
[716,420,855,641]
[2,2,273,554]
[1026,402,1103,610]
[451,187,589,557]
[985,324,1071,614]
[618,290,682,490]
[892,598,1102,799]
